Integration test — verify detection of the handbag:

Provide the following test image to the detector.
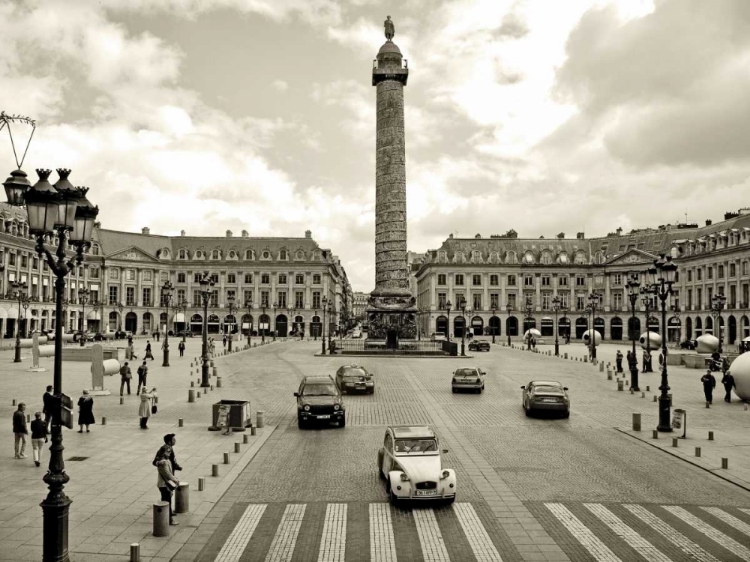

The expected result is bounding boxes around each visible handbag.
[151,404,158,414]
[165,479,178,492]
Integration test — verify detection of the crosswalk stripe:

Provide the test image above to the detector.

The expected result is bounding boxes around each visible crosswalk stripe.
[663,506,750,560]
[453,503,503,562]
[701,506,750,537]
[623,505,719,562]
[584,503,671,562]
[545,503,621,562]
[369,503,397,562]
[413,509,450,562]
[265,504,306,562]
[741,508,750,517]
[214,504,267,562]
[318,503,347,562]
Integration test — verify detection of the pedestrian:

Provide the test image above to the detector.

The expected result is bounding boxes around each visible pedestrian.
[710,350,721,372]
[155,330,160,342]
[178,340,185,357]
[721,356,730,375]
[222,335,227,349]
[30,412,48,467]
[531,337,536,350]
[42,385,54,429]
[139,387,155,429]
[722,370,736,402]
[120,361,132,395]
[12,402,28,459]
[616,350,623,373]
[145,341,154,361]
[137,360,149,395]
[155,451,180,526]
[77,390,95,433]
[643,350,652,373]
[152,433,182,474]
[701,369,716,404]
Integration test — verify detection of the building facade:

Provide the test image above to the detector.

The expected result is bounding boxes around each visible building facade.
[415,210,750,349]
[0,204,351,339]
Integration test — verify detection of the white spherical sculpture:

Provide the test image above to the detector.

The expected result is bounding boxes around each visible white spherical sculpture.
[523,329,542,340]
[696,334,719,354]
[729,353,750,401]
[639,331,662,351]
[582,329,601,347]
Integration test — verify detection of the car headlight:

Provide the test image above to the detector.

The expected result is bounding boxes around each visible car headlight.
[303,405,310,411]
[440,470,450,480]
[400,473,410,482]
[334,404,340,411]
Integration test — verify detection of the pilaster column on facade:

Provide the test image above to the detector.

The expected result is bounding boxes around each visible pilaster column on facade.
[136,268,143,306]
[448,271,455,307]
[535,273,541,311]
[552,273,558,297]
[483,272,489,312]
[429,273,436,311]
[186,269,193,306]
[604,273,611,312]
[219,269,226,307]
[500,272,507,309]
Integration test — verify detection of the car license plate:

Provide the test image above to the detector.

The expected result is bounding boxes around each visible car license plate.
[543,398,557,402]
[415,490,438,497]
[317,415,331,419]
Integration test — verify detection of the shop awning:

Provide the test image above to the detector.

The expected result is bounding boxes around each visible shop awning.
[173,313,185,323]
[88,310,101,320]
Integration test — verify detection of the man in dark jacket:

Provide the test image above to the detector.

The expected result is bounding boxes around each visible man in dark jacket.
[153,433,182,473]
[137,361,149,395]
[30,412,48,467]
[701,370,716,404]
[42,385,54,429]
[120,362,132,395]
[13,403,28,459]
[722,371,737,403]
[616,350,623,373]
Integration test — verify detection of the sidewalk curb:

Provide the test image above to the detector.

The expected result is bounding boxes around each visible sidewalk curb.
[614,426,750,494]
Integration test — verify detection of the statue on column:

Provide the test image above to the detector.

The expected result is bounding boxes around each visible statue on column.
[384,15,395,41]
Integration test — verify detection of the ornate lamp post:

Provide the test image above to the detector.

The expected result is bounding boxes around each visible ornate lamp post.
[178,299,188,343]
[116,302,124,332]
[506,302,512,346]
[226,295,236,352]
[22,295,30,337]
[77,288,90,346]
[645,254,677,432]
[198,272,214,387]
[445,299,452,343]
[261,302,267,344]
[160,281,173,367]
[245,298,253,347]
[639,261,656,372]
[459,297,468,357]
[491,306,497,344]
[524,298,533,350]
[626,273,641,391]
[4,161,100,562]
[272,300,278,341]
[11,280,29,362]
[587,292,601,360]
[551,296,562,356]
[710,293,727,353]
[321,296,328,354]
[328,301,334,352]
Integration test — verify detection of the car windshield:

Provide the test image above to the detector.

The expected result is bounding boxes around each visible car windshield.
[343,375,366,382]
[533,385,563,393]
[395,439,438,454]
[454,369,478,377]
[341,368,367,378]
[302,383,338,396]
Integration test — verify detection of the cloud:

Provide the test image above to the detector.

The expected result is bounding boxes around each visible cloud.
[272,80,289,92]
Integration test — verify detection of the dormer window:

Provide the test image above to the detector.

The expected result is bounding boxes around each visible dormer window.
[244,249,255,260]
[262,250,271,260]
[228,251,237,259]
[279,250,288,260]
[178,249,187,259]
[523,251,535,264]
[540,252,552,265]
[295,250,305,260]
[211,250,221,260]
[194,250,204,259]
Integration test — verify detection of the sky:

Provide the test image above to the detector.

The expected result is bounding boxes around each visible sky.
[1,0,750,292]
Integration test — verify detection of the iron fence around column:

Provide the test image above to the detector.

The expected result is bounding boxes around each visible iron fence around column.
[332,339,446,355]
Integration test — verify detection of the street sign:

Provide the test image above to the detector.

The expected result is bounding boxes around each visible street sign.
[672,408,686,438]
[60,393,73,430]
[216,405,230,428]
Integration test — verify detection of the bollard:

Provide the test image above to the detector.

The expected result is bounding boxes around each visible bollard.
[213,367,218,377]
[175,483,189,513]
[652,430,658,439]
[256,412,265,428]
[12,399,16,406]
[617,380,624,392]
[607,371,613,380]
[235,442,241,453]
[188,390,195,403]
[210,385,214,391]
[244,434,250,443]
[217,377,222,388]
[120,396,124,405]
[708,431,714,441]
[212,464,219,477]
[223,452,230,464]
[745,403,749,411]
[599,363,604,372]
[251,426,256,436]
[564,353,568,359]
[179,418,184,427]
[653,395,658,402]
[722,458,728,469]
[632,413,641,431]
[646,386,650,392]
[695,447,701,457]
[198,477,205,491]
[190,381,194,387]
[130,543,140,562]
[584,356,588,363]
[153,502,170,537]
[196,391,200,399]
[27,414,31,422]
[210,360,214,367]
[102,416,107,426]
[203,387,207,394]
[672,438,678,447]
[641,392,645,398]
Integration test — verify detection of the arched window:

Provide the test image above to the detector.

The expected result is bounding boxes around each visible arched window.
[244,249,255,260]
[279,250,288,260]
[522,251,535,264]
[178,249,187,259]
[92,244,100,256]
[505,251,518,264]
[211,249,221,260]
[160,248,170,259]
[574,251,587,265]
[540,251,552,265]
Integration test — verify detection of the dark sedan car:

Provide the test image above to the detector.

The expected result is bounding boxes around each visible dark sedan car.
[335,365,375,394]
[521,380,570,418]
[468,340,490,352]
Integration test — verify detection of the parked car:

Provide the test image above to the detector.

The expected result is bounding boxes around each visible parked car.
[93,332,109,342]
[377,425,456,504]
[430,332,447,342]
[335,364,375,394]
[468,340,490,352]
[521,380,570,418]
[294,375,346,428]
[680,339,697,350]
[451,367,486,393]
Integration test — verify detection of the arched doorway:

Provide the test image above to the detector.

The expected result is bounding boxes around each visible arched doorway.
[109,311,119,331]
[742,315,749,340]
[594,317,605,338]
[173,312,186,333]
[695,316,703,337]
[293,315,304,336]
[523,317,536,333]
[125,312,138,333]
[540,317,553,337]
[610,317,623,340]
[241,314,253,336]
[311,315,321,338]
[667,317,681,343]
[506,316,518,336]
[259,314,271,336]
[190,313,203,334]
[647,316,659,334]
[471,316,484,336]
[436,315,448,336]
[454,316,466,338]
[719,316,727,344]
[705,316,713,335]
[628,317,641,341]
[488,315,501,336]
[143,312,153,334]
[207,314,220,334]
[686,316,693,340]
[87,310,101,333]
[558,317,570,339]
[276,314,288,337]
[223,315,237,334]
[575,318,588,339]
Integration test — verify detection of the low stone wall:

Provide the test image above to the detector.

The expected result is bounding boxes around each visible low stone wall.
[61,346,124,362]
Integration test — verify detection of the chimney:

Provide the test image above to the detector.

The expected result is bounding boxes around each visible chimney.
[94,221,102,229]
[616,227,622,236]
[241,230,249,238]
[180,230,185,237]
[576,232,585,239]
[142,227,150,235]
[226,230,232,237]
[305,230,312,239]
[557,232,565,239]
[705,219,712,226]
[475,233,481,238]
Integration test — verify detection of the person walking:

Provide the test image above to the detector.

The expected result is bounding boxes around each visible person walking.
[531,337,536,351]
[178,341,185,357]
[721,356,731,376]
[701,369,716,404]
[154,330,160,342]
[643,350,653,373]
[77,390,95,433]
[42,385,54,429]
[616,350,623,373]
[710,349,721,372]
[139,388,155,429]
[120,361,132,396]
[155,451,180,526]
[145,341,154,361]
[722,371,737,403]
[30,412,48,467]
[137,361,149,395]
[12,403,28,459]
[222,335,227,349]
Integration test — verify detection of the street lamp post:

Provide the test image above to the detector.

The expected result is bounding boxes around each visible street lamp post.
[178,299,188,343]
[261,304,267,344]
[459,298,468,357]
[227,295,236,352]
[78,288,90,346]
[245,298,253,347]
[639,266,656,373]
[4,161,100,562]
[710,294,726,353]
[11,280,28,362]
[525,298,533,351]
[321,296,328,354]
[328,302,334,352]
[552,296,561,356]
[626,273,641,391]
[446,300,452,343]
[506,302,512,346]
[491,306,497,344]
[645,255,677,432]
[587,292,601,361]
[198,272,215,387]
[22,297,30,338]
[161,281,173,367]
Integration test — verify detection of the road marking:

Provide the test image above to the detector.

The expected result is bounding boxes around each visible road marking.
[701,506,750,537]
[742,508,750,517]
[318,503,347,562]
[369,503,397,562]
[453,503,503,562]
[545,503,621,562]
[664,506,750,560]
[623,505,719,562]
[584,503,670,562]
[265,504,306,562]
[413,508,450,562]
[214,504,267,562]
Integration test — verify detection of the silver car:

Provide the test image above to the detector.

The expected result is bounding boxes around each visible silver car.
[452,367,486,393]
[521,380,570,417]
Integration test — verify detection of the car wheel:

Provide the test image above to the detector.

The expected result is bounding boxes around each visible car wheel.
[297,417,306,429]
[563,411,570,419]
[444,496,456,506]
[389,489,398,504]
[339,417,346,428]
[452,388,457,393]
[525,407,531,417]
[385,477,391,494]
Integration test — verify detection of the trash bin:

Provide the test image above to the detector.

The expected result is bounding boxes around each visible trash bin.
[209,399,252,432]
[672,408,686,438]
